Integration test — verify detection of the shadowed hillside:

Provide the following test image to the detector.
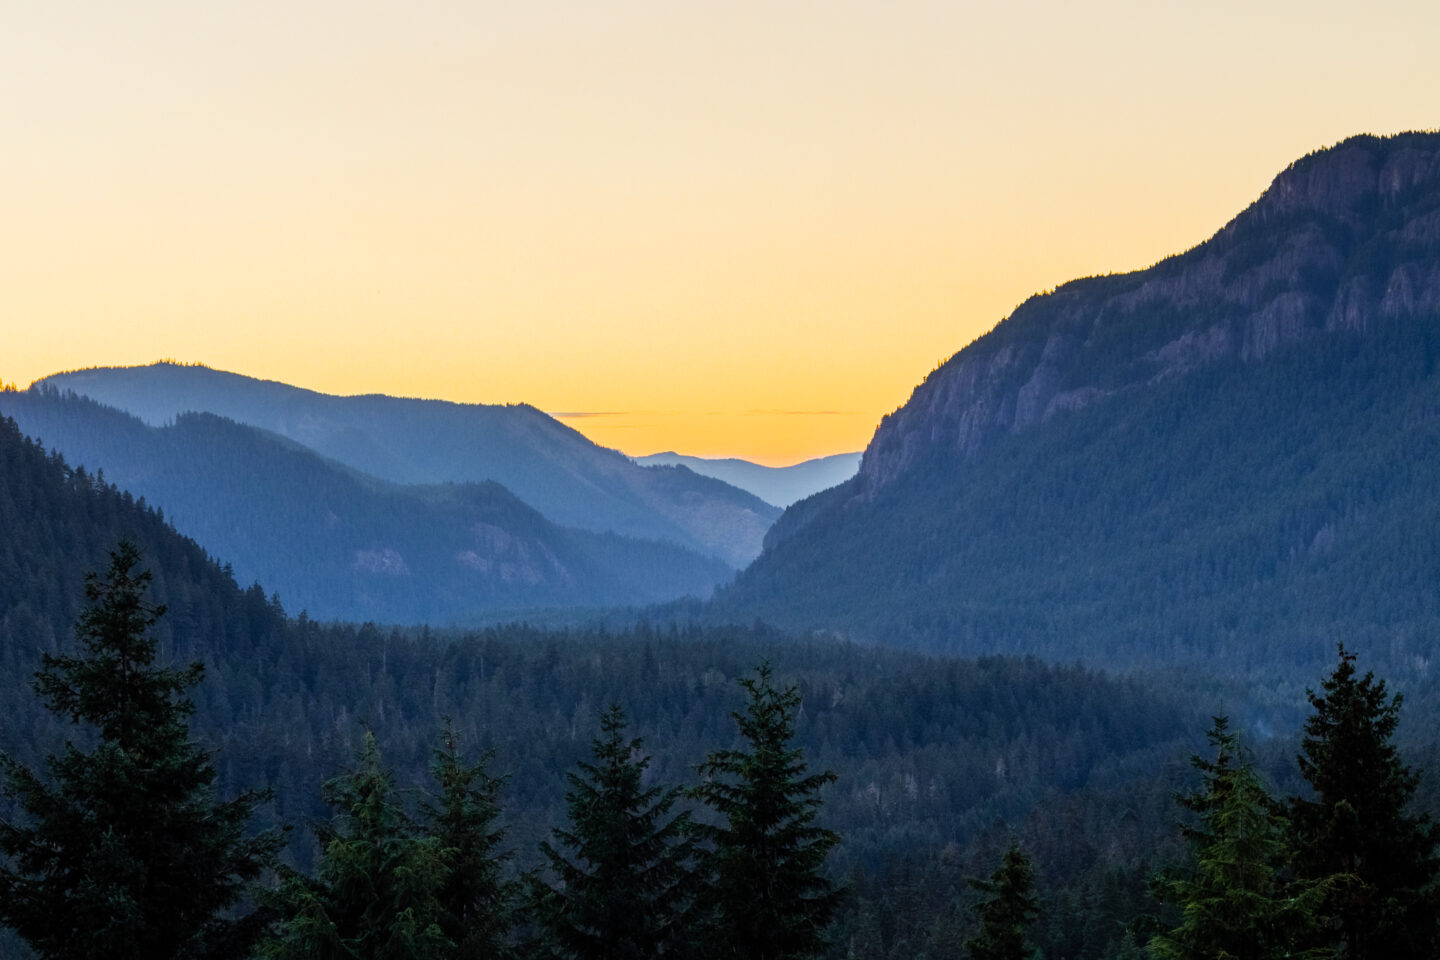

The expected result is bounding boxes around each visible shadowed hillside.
[0,390,733,622]
[0,410,1224,960]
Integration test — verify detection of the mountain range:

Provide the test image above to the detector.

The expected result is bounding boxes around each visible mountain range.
[0,406,1208,950]
[0,389,733,623]
[12,132,1440,679]
[33,364,779,569]
[7,130,1440,959]
[715,132,1440,677]
[631,451,861,508]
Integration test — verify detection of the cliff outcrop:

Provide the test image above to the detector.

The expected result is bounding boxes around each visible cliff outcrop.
[856,132,1440,493]
[725,132,1440,667]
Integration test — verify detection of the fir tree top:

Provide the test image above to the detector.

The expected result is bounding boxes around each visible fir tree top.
[692,662,842,960]
[0,541,279,960]
[536,705,694,960]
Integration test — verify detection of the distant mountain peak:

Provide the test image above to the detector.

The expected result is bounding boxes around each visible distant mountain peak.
[633,451,862,508]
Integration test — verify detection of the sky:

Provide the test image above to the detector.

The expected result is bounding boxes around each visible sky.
[3,1,1437,465]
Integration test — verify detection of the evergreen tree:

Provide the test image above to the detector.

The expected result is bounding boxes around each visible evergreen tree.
[1150,718,1328,960]
[0,541,281,960]
[534,705,694,960]
[422,720,517,959]
[964,840,1039,960]
[1109,930,1148,960]
[692,663,842,960]
[1289,646,1440,960]
[262,732,450,960]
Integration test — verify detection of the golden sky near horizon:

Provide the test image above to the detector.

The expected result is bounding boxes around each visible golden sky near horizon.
[3,1,1437,465]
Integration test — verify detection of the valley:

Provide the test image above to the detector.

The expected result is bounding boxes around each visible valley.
[4,132,1440,959]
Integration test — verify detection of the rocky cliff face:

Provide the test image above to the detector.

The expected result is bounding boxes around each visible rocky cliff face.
[856,132,1440,494]
[726,132,1440,666]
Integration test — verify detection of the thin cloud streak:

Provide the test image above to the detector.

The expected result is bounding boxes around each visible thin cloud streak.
[554,409,860,419]
[741,409,860,416]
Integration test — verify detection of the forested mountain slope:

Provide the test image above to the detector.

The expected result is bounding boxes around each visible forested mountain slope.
[0,411,1203,850]
[33,364,779,567]
[8,407,1440,959]
[0,390,732,622]
[717,132,1440,677]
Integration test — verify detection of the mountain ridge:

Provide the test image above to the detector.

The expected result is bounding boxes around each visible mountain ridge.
[632,451,861,508]
[854,131,1440,496]
[34,363,780,567]
[0,387,734,623]
[718,131,1440,675]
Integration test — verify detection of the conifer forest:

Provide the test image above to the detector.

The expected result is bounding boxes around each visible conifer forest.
[1,486,1438,957]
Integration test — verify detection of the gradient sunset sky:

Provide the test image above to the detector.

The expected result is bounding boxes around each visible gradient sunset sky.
[4,1,1436,464]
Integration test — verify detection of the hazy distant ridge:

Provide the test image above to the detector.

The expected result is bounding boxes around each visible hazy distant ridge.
[34,364,779,568]
[0,388,733,623]
[632,451,860,508]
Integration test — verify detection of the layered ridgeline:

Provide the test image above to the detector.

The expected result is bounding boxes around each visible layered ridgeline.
[0,390,732,622]
[717,132,1440,675]
[0,410,1222,959]
[32,364,779,568]
[633,451,862,508]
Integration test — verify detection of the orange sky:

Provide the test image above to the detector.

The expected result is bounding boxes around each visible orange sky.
[3,1,1437,465]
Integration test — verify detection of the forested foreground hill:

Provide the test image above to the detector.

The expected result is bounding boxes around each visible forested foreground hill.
[4,410,1440,958]
[0,411,1208,956]
[717,133,1440,678]
[0,407,1200,857]
[0,389,732,621]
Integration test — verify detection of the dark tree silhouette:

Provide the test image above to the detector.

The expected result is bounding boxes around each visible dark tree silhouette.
[423,720,518,959]
[0,542,280,960]
[1151,718,1328,960]
[535,705,694,960]
[1289,646,1440,960]
[692,663,842,960]
[965,840,1040,960]
[262,733,450,960]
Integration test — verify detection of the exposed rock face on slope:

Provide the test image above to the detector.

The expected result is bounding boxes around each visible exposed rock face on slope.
[858,133,1440,493]
[34,365,779,568]
[719,133,1440,673]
